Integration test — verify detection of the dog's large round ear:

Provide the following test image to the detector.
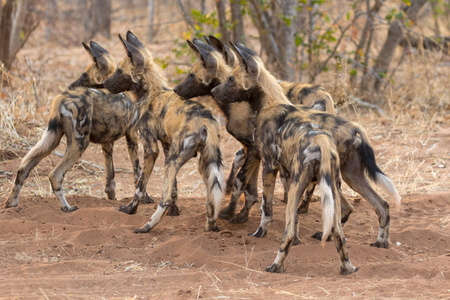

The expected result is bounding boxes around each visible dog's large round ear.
[126,30,145,49]
[82,42,94,61]
[90,41,109,55]
[89,41,110,72]
[229,42,245,67]
[192,38,214,52]
[230,42,259,79]
[234,42,257,56]
[208,36,235,66]
[197,46,217,70]
[187,39,202,59]
[120,34,145,71]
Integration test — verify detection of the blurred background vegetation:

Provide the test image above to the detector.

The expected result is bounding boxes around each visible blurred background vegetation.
[0,0,448,139]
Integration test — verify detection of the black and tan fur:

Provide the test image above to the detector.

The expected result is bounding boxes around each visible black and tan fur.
[176,38,401,248]
[228,43,401,248]
[174,37,335,224]
[4,41,150,212]
[211,43,358,274]
[103,31,224,233]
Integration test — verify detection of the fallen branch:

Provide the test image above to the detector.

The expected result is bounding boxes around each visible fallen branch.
[349,95,386,117]
[52,151,132,174]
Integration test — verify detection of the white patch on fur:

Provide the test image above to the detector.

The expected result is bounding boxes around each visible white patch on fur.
[148,204,167,228]
[89,88,101,94]
[303,148,321,165]
[183,135,196,151]
[131,110,139,124]
[375,173,402,208]
[353,136,362,147]
[60,106,72,118]
[318,177,335,243]
[270,143,282,160]
[54,190,71,210]
[311,123,321,129]
[135,187,144,199]
[207,164,224,219]
[272,249,285,266]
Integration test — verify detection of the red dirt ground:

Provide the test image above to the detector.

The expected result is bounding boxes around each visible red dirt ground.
[0,114,449,299]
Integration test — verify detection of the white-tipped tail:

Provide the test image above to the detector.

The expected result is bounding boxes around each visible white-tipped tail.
[318,177,335,245]
[375,173,402,208]
[207,163,225,219]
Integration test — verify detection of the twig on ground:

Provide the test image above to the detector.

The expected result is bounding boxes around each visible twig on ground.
[349,95,386,117]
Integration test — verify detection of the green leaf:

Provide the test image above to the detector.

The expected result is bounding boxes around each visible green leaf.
[349,68,358,76]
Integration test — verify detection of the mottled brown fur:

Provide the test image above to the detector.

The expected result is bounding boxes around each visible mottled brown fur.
[174,37,336,224]
[176,38,401,248]
[103,31,224,233]
[211,44,357,274]
[4,42,148,212]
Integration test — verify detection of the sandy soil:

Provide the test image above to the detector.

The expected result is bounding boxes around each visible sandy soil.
[0,116,449,300]
[0,18,449,299]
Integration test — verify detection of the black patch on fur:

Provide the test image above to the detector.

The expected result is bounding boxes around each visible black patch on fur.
[47,118,59,132]
[286,85,296,101]
[323,173,332,187]
[357,139,385,181]
[298,85,321,103]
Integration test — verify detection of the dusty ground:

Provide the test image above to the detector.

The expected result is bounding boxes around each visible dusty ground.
[0,16,449,299]
[0,111,449,299]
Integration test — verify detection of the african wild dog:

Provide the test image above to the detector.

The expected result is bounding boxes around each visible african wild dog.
[211,43,358,274]
[103,31,224,233]
[4,41,151,212]
[173,36,336,225]
[227,42,401,248]
[192,36,336,198]
[177,38,401,248]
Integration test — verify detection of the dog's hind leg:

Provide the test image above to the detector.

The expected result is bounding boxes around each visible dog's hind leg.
[49,116,90,212]
[5,125,63,208]
[101,142,116,200]
[342,157,390,248]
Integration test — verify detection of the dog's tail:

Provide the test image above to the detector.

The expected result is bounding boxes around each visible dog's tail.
[355,124,401,207]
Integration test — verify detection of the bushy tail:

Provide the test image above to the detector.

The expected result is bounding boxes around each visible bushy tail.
[20,95,64,167]
[199,124,225,221]
[315,137,336,245]
[355,125,401,207]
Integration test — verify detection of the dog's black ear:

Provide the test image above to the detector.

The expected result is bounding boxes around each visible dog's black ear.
[187,40,201,59]
[193,38,214,52]
[208,36,235,66]
[82,42,94,61]
[197,45,218,70]
[230,42,259,79]
[89,41,110,72]
[120,34,145,71]
[126,30,145,49]
[235,42,257,56]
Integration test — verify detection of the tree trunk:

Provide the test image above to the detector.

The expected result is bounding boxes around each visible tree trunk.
[9,0,29,58]
[84,0,112,40]
[230,0,244,42]
[248,0,279,65]
[45,0,58,41]
[373,0,427,90]
[308,1,319,82]
[350,0,381,88]
[0,0,14,69]
[277,0,296,81]
[148,0,155,43]
[217,0,230,44]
